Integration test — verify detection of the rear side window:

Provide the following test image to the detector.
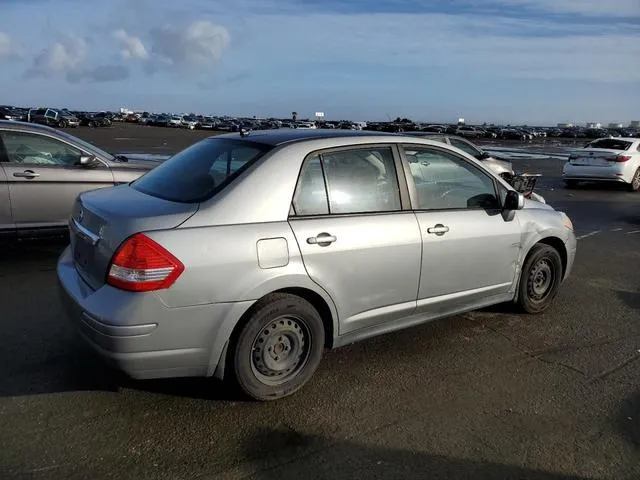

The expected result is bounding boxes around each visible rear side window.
[292,146,401,216]
[132,138,272,203]
[586,139,632,150]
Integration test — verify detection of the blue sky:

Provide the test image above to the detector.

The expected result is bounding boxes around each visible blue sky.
[0,0,639,124]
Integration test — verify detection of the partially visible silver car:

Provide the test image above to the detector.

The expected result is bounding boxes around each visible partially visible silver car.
[0,120,158,237]
[58,129,576,401]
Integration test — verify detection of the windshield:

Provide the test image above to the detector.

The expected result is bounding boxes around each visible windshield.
[132,138,273,203]
[586,139,632,150]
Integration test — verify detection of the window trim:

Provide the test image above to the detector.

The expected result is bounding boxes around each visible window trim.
[0,129,110,168]
[398,143,502,213]
[289,143,411,219]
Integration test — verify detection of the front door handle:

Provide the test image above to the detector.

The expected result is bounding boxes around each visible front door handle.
[13,170,40,179]
[307,232,337,247]
[427,224,449,236]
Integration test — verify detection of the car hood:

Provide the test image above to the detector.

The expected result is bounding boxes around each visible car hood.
[114,153,171,168]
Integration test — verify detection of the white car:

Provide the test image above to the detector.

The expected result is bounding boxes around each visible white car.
[563,137,640,192]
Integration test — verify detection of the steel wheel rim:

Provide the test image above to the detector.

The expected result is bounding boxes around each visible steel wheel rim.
[528,258,555,303]
[250,315,312,386]
[633,170,640,189]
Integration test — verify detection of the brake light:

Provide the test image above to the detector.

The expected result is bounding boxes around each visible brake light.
[612,155,631,162]
[107,233,184,292]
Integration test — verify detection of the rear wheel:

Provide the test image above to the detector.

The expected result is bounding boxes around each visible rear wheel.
[628,168,640,192]
[231,293,325,401]
[516,244,563,314]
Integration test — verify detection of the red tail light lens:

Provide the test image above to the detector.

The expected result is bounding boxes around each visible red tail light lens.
[614,155,631,162]
[107,233,184,292]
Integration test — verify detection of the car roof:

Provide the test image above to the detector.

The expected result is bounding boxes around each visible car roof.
[589,136,639,142]
[0,119,61,135]
[213,128,397,146]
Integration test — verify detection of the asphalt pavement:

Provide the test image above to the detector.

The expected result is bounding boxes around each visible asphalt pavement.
[0,125,639,480]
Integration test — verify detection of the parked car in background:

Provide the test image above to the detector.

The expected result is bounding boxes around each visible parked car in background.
[76,112,112,128]
[562,137,640,192]
[0,120,159,237]
[57,129,575,402]
[455,126,482,138]
[406,132,546,202]
[0,107,23,121]
[28,108,80,128]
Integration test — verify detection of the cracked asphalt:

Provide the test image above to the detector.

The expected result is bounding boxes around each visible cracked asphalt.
[0,125,639,479]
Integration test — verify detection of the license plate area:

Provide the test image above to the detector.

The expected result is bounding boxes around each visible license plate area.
[73,234,95,270]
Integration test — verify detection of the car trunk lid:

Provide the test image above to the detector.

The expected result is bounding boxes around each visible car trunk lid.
[569,148,626,166]
[70,184,198,291]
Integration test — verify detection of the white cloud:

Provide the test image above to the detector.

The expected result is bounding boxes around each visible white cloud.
[149,20,230,70]
[0,31,19,58]
[29,34,87,76]
[113,29,148,60]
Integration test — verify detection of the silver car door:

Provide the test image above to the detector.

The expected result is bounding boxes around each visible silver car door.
[0,161,14,234]
[288,145,422,335]
[401,144,521,315]
[0,130,115,230]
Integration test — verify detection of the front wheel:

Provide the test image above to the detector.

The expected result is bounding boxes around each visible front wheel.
[231,293,325,401]
[628,168,640,192]
[516,244,563,314]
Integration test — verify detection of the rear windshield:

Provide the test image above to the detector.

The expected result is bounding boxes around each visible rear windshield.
[132,138,273,203]
[586,139,632,150]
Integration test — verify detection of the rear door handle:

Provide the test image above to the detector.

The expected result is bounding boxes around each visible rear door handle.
[307,232,337,247]
[13,170,40,179]
[427,224,449,236]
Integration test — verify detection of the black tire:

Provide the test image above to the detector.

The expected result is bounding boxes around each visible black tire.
[564,180,579,189]
[231,293,325,401]
[58,119,68,128]
[628,168,640,192]
[516,244,563,314]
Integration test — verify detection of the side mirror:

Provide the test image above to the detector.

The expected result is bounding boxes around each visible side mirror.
[504,190,524,211]
[78,155,95,166]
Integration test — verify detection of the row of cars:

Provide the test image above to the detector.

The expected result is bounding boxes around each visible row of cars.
[0,120,575,402]
[0,106,113,129]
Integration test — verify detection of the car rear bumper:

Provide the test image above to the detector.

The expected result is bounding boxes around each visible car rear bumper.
[57,246,252,380]
[562,163,632,183]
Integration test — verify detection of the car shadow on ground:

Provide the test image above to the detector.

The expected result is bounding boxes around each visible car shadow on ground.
[240,428,596,480]
[616,290,640,311]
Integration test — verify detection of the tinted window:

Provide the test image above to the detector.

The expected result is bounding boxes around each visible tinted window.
[403,146,499,210]
[586,139,632,150]
[132,138,272,203]
[292,147,401,216]
[0,131,82,166]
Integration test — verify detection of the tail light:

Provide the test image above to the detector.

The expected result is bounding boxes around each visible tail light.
[107,233,184,292]
[611,155,631,162]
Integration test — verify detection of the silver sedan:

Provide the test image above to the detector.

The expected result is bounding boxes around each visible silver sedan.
[58,129,577,401]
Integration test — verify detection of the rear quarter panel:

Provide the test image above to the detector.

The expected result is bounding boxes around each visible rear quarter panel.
[145,222,339,371]
[146,221,337,314]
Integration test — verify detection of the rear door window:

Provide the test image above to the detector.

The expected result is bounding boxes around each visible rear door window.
[132,138,272,203]
[292,146,401,216]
